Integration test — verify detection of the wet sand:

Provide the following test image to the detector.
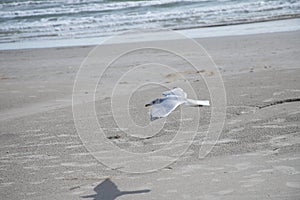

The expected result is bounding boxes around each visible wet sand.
[0,31,299,199]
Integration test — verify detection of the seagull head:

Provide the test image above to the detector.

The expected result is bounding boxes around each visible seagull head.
[145,98,164,107]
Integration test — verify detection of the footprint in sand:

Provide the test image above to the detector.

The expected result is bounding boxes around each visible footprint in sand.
[217,189,234,195]
[286,182,300,189]
[274,166,299,175]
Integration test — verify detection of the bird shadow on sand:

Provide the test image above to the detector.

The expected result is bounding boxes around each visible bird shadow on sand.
[81,178,151,200]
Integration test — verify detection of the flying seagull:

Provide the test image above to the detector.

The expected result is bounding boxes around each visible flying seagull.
[145,87,210,121]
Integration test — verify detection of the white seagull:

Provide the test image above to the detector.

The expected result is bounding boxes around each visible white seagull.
[145,87,210,121]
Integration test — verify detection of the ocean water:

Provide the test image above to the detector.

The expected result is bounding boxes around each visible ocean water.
[0,0,299,48]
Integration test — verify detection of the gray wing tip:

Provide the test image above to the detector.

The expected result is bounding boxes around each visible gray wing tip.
[150,116,161,121]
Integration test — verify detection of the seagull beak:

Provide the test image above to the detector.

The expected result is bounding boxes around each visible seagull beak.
[145,104,151,107]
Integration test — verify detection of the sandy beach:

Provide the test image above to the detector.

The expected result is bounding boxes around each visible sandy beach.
[0,30,300,199]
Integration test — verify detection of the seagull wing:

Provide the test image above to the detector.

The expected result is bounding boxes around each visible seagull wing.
[162,87,187,98]
[150,98,185,121]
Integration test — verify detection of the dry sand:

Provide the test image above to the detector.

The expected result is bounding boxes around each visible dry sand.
[0,31,299,199]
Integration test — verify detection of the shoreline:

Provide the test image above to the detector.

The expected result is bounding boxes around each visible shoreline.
[1,17,300,51]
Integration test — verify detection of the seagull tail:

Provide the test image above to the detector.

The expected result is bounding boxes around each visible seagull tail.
[186,99,210,107]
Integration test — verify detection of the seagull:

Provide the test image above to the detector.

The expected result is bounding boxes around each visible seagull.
[145,87,210,121]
